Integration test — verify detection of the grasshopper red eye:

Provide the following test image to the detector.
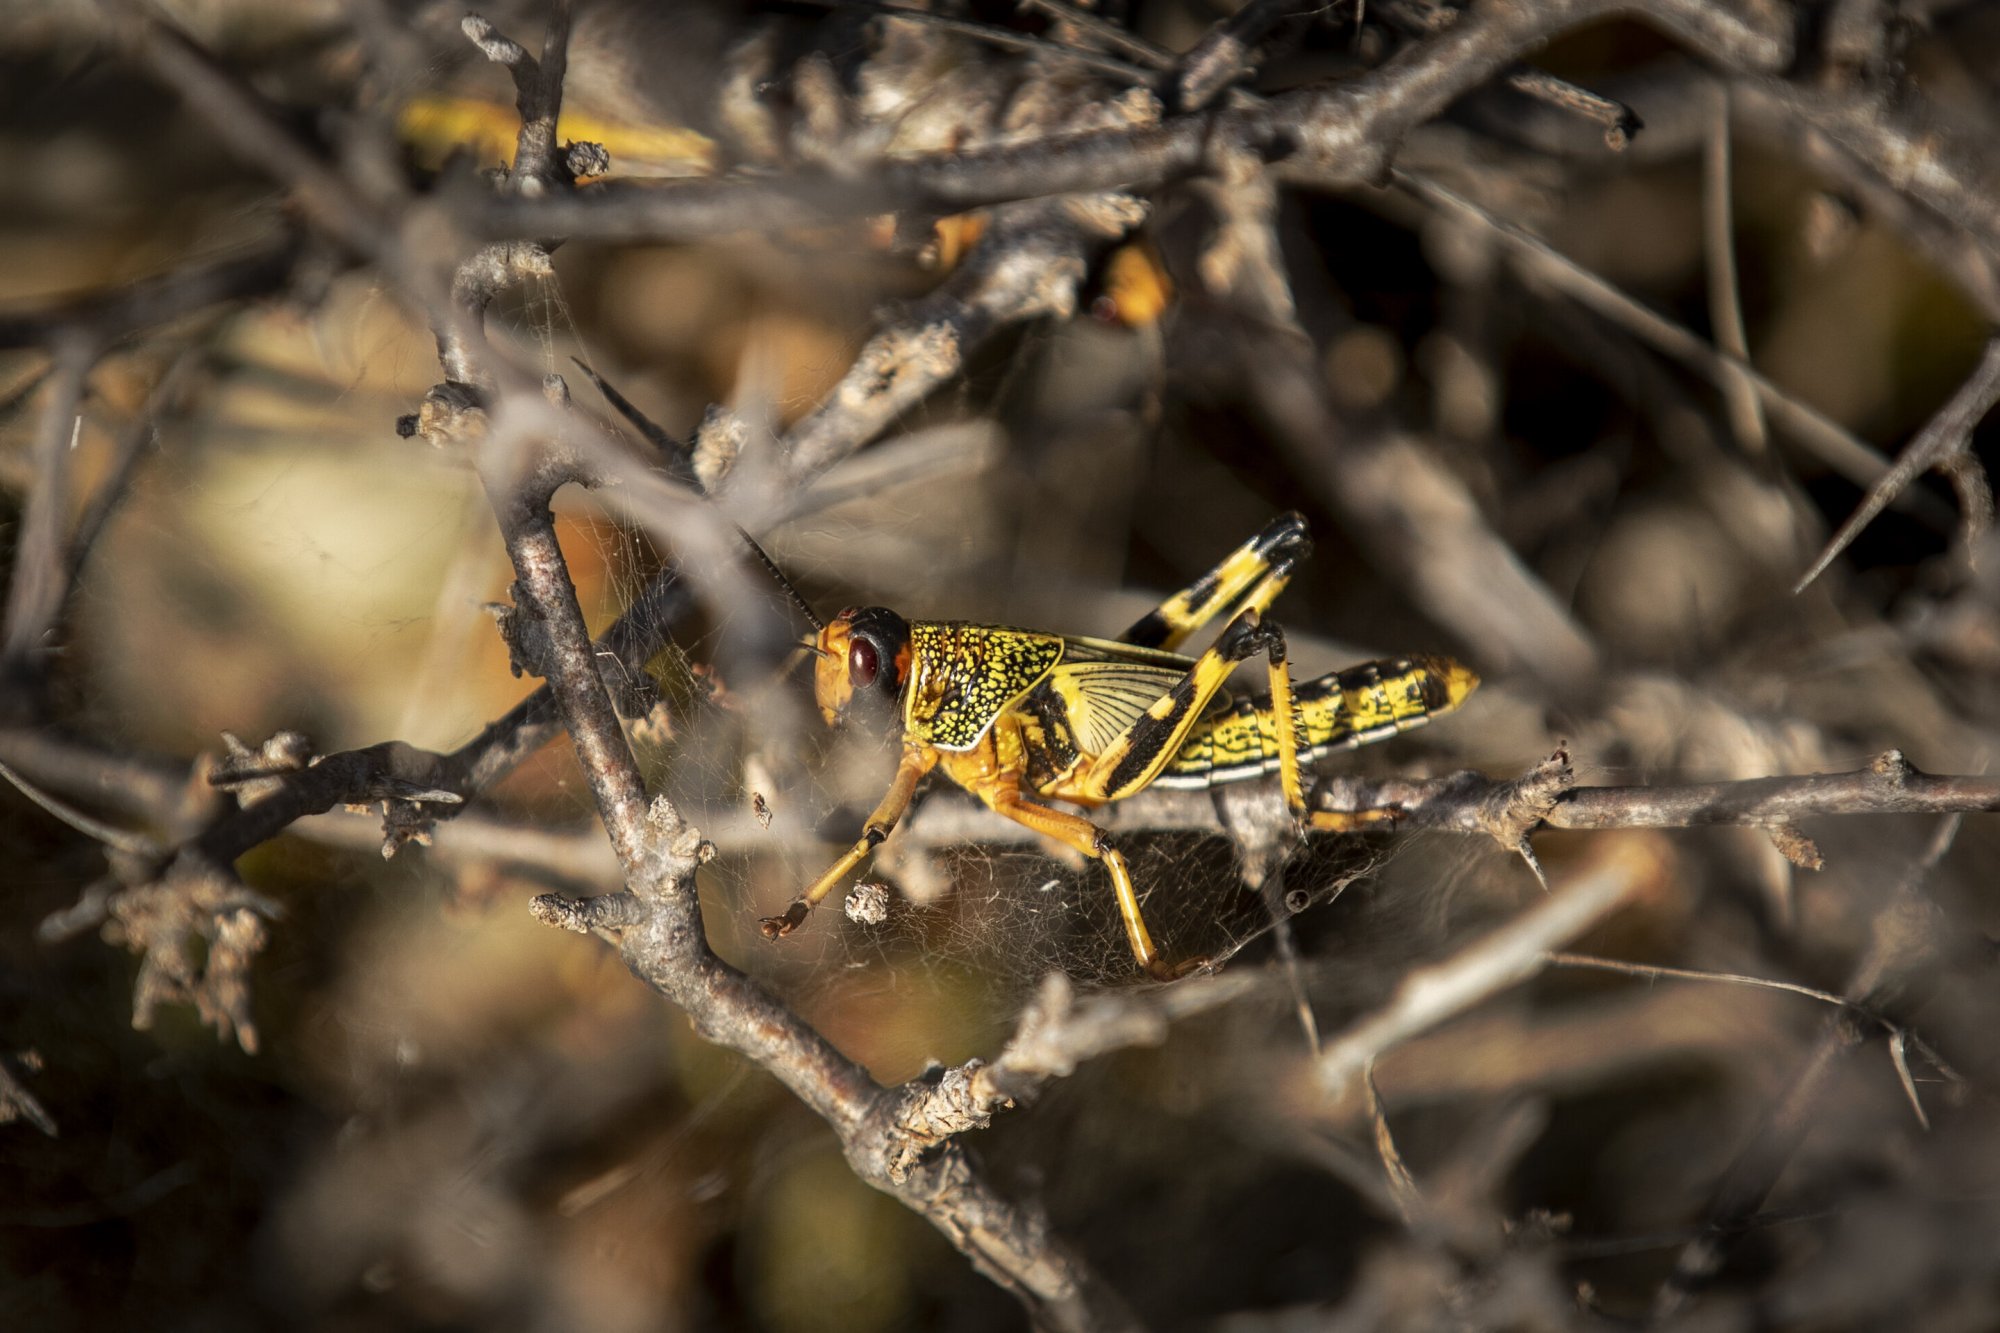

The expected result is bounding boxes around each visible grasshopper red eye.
[848,637,880,688]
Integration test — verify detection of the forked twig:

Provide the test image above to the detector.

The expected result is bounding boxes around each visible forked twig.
[1794,337,2000,592]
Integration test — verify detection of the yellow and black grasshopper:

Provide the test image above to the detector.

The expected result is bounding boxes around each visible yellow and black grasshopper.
[759,513,1479,979]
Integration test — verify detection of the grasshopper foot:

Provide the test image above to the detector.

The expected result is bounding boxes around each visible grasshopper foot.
[1146,953,1215,982]
[759,901,811,939]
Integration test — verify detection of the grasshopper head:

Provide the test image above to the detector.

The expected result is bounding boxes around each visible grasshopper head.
[813,606,912,728]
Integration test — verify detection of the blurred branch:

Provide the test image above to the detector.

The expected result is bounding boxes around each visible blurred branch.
[469,0,1790,244]
[1750,75,2000,267]
[1652,813,1969,1321]
[0,338,93,698]
[1193,306,1603,691]
[1022,0,1174,71]
[112,1,395,266]
[815,0,1156,81]
[65,349,204,601]
[1702,84,1768,456]
[0,1052,57,1138]
[1316,836,1658,1103]
[1396,168,1954,518]
[0,235,300,351]
[780,193,1146,483]
[1173,0,1316,111]
[1374,0,1645,148]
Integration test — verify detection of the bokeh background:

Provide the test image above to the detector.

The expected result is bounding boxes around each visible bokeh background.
[4,1,2000,1329]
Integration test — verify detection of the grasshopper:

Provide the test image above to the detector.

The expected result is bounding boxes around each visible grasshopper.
[760,513,1479,979]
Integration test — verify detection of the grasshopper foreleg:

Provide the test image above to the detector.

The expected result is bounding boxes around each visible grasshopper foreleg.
[762,746,936,939]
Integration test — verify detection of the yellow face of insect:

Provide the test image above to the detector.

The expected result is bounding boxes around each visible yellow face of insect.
[812,607,913,728]
[812,618,858,726]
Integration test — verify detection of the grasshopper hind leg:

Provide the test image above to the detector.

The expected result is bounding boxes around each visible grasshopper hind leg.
[1119,512,1312,651]
[975,783,1207,981]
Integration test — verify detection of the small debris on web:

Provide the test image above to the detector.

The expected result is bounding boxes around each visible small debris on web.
[564,140,610,178]
[752,792,774,829]
[845,881,892,926]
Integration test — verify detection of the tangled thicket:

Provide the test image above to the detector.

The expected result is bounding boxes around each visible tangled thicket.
[4,1,2000,1329]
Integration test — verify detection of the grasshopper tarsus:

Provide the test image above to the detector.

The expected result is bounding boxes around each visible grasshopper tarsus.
[759,902,810,939]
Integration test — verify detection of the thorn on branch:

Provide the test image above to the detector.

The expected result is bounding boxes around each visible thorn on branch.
[1795,336,2000,593]
[1475,744,1576,856]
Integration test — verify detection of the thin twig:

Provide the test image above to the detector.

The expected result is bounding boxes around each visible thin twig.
[1397,168,1952,519]
[1019,0,1174,71]
[1794,336,2000,592]
[1317,837,1655,1102]
[0,338,93,692]
[0,235,300,351]
[1702,83,1768,456]
[1651,812,1968,1321]
[1545,951,1963,1099]
[0,1054,57,1138]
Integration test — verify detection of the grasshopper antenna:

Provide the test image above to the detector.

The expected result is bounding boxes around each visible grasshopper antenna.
[568,355,825,643]
[737,529,825,635]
